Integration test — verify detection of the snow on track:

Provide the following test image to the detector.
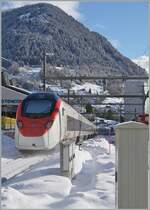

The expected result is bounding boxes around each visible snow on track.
[2,154,53,181]
[2,134,56,181]
[2,134,115,209]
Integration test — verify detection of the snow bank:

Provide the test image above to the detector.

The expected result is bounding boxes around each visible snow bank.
[1,186,58,209]
[2,134,56,179]
[12,175,72,197]
[2,134,21,160]
[2,135,115,209]
[74,148,92,175]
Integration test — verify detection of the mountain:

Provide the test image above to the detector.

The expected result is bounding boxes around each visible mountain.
[2,3,147,76]
[132,55,149,73]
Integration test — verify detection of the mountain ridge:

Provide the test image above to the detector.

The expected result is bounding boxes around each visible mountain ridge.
[2,3,147,76]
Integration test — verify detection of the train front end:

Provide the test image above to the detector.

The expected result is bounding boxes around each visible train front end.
[15,92,61,150]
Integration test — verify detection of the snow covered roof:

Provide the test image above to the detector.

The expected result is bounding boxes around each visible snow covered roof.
[115,121,148,129]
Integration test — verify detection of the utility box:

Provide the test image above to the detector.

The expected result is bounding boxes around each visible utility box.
[115,121,148,209]
[60,140,75,179]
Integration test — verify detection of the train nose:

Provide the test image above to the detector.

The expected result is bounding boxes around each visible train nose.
[18,133,49,149]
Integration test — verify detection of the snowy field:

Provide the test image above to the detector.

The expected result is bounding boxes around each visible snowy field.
[1,134,115,209]
[70,82,105,95]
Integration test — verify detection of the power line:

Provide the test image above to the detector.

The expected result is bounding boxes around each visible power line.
[60,94,148,98]
[45,75,149,80]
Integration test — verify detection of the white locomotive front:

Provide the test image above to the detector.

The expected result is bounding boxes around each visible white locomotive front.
[15,92,96,150]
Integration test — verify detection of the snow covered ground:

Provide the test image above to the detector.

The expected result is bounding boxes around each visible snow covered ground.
[71,82,106,95]
[102,97,124,104]
[1,134,115,209]
[93,97,124,112]
[1,134,54,180]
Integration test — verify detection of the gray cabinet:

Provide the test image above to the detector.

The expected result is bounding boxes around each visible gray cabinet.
[115,121,148,209]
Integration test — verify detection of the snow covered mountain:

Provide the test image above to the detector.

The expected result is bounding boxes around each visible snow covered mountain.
[2,3,147,77]
[132,55,149,73]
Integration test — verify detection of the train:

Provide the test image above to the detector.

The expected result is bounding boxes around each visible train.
[15,92,96,150]
[137,94,149,125]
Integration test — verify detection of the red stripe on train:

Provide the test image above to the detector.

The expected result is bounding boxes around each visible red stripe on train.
[137,114,149,125]
[16,99,61,137]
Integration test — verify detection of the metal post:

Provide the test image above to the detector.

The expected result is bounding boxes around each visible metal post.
[142,84,145,114]
[60,79,62,87]
[102,79,106,91]
[95,111,97,133]
[43,50,46,92]
[67,89,70,104]
[81,96,83,113]
[134,108,137,120]
[43,52,54,92]
[119,104,122,122]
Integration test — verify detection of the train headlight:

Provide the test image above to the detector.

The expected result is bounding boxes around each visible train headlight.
[45,121,54,129]
[17,120,23,129]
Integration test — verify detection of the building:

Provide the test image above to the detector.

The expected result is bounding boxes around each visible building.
[124,80,145,120]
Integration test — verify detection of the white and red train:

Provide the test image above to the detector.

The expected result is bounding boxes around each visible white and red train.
[15,92,96,150]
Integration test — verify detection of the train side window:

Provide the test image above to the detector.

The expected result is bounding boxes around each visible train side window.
[62,108,65,116]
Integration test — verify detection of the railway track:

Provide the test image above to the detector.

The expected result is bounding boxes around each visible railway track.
[2,147,58,184]
[2,155,50,183]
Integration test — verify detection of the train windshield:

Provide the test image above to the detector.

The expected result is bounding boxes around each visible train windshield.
[22,99,55,117]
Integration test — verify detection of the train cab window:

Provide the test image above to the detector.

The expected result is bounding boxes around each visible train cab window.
[23,99,55,117]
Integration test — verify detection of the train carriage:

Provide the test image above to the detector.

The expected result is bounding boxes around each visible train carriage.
[15,92,96,150]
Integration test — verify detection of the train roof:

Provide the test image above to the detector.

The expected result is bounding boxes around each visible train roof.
[24,92,60,101]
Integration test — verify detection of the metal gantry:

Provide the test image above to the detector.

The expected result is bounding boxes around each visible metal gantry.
[43,75,149,80]
[59,94,149,99]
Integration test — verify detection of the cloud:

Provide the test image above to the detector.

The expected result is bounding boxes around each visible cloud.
[1,1,81,20]
[109,38,120,49]
[51,1,81,20]
[132,55,149,73]
[94,24,107,30]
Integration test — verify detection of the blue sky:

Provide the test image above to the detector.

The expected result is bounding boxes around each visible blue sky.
[78,2,148,59]
[2,1,149,59]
